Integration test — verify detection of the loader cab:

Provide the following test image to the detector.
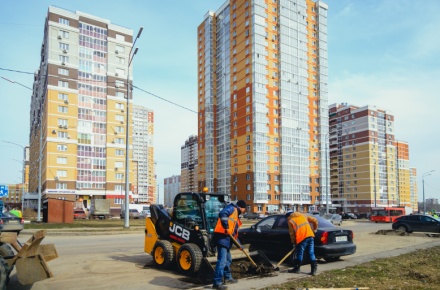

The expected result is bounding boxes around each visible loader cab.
[172,192,228,233]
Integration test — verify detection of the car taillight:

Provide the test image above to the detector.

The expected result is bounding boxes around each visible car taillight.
[320,231,328,244]
[20,218,25,224]
[351,231,354,241]
[0,220,3,225]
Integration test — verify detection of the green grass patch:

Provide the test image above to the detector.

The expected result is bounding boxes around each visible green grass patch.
[265,246,440,290]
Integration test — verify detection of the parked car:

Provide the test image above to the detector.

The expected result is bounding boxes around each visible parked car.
[0,211,24,233]
[243,212,259,220]
[120,209,140,219]
[341,213,357,220]
[392,214,440,233]
[238,214,356,264]
[139,210,151,219]
[323,214,342,226]
[73,209,87,219]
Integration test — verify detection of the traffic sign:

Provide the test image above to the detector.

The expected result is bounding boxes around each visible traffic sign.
[0,185,8,197]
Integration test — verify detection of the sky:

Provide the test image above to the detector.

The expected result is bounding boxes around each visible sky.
[1,0,439,202]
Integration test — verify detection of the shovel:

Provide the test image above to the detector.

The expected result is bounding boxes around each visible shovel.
[229,234,258,268]
[274,247,295,271]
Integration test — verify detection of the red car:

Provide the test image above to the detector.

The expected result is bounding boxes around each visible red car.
[74,209,87,219]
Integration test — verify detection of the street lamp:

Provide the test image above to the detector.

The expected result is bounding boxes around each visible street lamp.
[324,132,330,214]
[422,170,435,214]
[124,27,143,229]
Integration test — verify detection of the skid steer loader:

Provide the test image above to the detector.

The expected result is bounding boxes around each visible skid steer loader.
[0,230,58,289]
[144,190,273,283]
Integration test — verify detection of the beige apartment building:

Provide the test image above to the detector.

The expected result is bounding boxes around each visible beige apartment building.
[197,0,330,213]
[329,103,417,214]
[28,6,145,211]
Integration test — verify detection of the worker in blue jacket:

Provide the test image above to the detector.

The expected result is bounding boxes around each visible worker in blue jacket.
[212,200,247,290]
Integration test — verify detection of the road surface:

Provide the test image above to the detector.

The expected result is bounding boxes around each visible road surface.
[6,220,440,290]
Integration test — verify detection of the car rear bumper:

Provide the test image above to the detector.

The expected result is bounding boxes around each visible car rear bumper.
[315,243,357,258]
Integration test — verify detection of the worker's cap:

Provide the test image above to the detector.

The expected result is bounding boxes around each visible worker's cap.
[285,210,294,217]
[236,200,247,210]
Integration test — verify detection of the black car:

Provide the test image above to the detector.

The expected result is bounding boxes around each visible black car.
[0,211,24,233]
[238,214,356,264]
[392,214,440,233]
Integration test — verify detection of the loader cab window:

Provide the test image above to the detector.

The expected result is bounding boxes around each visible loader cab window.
[174,195,202,229]
[204,196,227,233]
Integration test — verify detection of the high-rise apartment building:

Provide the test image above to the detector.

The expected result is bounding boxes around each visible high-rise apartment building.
[181,135,198,192]
[409,167,418,212]
[29,6,138,210]
[328,103,408,214]
[132,105,155,204]
[164,175,181,208]
[396,141,411,207]
[197,0,329,213]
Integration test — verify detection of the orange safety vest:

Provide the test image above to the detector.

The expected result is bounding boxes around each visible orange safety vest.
[288,214,315,245]
[214,207,242,238]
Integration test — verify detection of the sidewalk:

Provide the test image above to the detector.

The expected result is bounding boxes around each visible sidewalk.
[21,226,145,236]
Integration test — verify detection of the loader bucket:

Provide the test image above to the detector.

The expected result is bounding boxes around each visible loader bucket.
[12,230,58,285]
[197,250,275,284]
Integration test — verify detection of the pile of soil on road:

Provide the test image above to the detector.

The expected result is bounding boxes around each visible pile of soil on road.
[375,229,409,236]
[230,260,276,279]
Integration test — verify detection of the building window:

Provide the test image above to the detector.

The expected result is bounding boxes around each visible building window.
[58,93,68,100]
[57,144,67,151]
[59,30,69,38]
[116,92,125,98]
[246,184,251,190]
[58,80,68,88]
[59,43,69,51]
[56,183,67,189]
[57,132,68,139]
[57,157,67,164]
[115,68,125,77]
[116,34,125,41]
[58,106,68,113]
[57,170,67,177]
[116,57,125,64]
[59,55,69,64]
[59,18,69,25]
[58,68,69,76]
[116,173,124,179]
[115,149,124,156]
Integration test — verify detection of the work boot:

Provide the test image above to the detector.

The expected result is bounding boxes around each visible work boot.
[310,260,318,276]
[212,284,227,290]
[288,260,301,273]
[225,278,238,284]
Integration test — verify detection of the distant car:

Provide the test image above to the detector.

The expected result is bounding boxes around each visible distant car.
[120,209,140,219]
[74,209,87,219]
[0,211,24,233]
[243,212,259,220]
[341,213,357,220]
[238,214,356,263]
[323,214,342,226]
[392,214,440,233]
[139,210,151,219]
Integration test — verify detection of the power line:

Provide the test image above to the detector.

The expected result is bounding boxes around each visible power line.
[133,85,197,114]
[0,67,34,75]
[0,67,197,114]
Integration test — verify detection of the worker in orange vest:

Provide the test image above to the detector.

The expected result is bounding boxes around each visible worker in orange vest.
[286,211,318,275]
[212,200,247,290]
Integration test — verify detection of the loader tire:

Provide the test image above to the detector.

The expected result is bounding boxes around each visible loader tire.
[0,244,14,277]
[176,243,203,275]
[152,240,175,269]
[0,257,9,290]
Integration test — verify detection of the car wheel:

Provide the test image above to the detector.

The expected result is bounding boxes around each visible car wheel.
[397,225,407,233]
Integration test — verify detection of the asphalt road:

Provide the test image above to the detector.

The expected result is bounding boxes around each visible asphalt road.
[6,220,440,290]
